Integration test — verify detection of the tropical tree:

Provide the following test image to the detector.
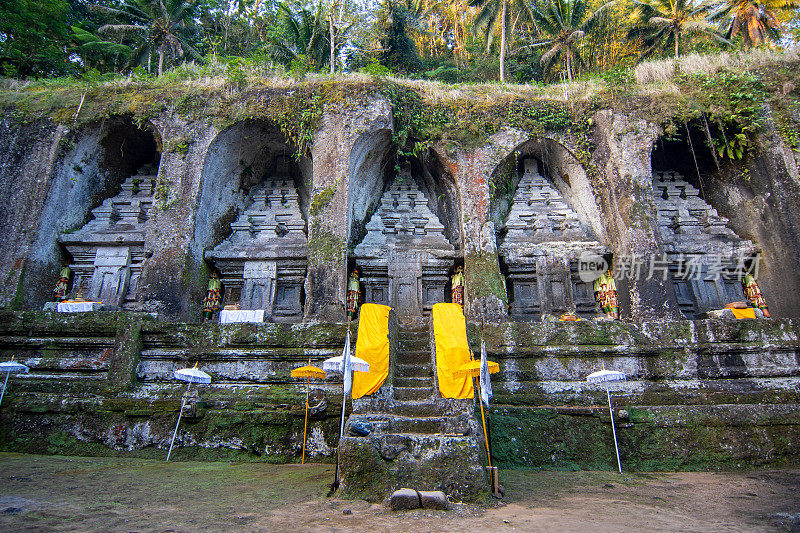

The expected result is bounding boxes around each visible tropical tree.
[269,2,331,70]
[71,26,133,73]
[628,0,726,59]
[0,0,75,77]
[94,0,203,76]
[530,0,616,81]
[374,0,423,74]
[709,0,795,48]
[415,0,477,67]
[469,0,535,82]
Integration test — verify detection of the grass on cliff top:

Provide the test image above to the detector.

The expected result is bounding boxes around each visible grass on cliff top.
[1,48,797,115]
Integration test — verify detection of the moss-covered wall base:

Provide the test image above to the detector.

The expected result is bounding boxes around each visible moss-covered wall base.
[486,403,800,471]
[0,310,799,471]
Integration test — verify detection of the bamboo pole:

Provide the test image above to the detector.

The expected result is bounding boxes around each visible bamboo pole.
[302,376,310,464]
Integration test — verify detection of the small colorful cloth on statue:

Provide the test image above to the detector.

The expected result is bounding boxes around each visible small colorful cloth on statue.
[203,277,222,315]
[347,270,361,318]
[593,271,619,319]
[742,274,770,318]
[54,266,71,300]
[451,268,464,307]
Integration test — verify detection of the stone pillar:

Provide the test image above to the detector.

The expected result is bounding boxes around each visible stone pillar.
[591,110,682,321]
[305,97,392,321]
[138,118,219,320]
[450,132,531,322]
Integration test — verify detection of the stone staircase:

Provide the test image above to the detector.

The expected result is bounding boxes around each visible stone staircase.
[338,322,488,502]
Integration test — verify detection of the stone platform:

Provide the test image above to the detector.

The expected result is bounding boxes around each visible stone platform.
[0,310,799,496]
[338,323,488,502]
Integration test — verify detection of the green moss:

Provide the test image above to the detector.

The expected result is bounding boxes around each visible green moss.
[465,251,508,304]
[308,221,346,265]
[310,186,336,216]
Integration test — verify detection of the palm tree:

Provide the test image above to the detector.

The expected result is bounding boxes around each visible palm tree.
[71,26,132,73]
[270,2,331,71]
[709,0,795,48]
[530,0,616,81]
[470,0,535,82]
[628,0,726,59]
[93,0,203,76]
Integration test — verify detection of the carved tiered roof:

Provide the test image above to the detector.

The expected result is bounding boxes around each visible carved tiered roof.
[60,165,156,245]
[353,175,454,258]
[209,178,307,259]
[504,160,587,242]
[652,171,755,256]
[499,159,602,261]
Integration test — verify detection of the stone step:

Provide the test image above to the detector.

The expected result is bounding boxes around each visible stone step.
[396,363,432,378]
[383,401,449,418]
[349,413,472,435]
[394,386,433,401]
[352,396,474,417]
[398,340,429,352]
[396,324,429,334]
[394,375,433,388]
[395,350,430,365]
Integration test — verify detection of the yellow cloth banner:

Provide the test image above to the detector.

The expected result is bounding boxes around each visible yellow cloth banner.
[433,303,474,399]
[732,307,757,319]
[352,303,392,399]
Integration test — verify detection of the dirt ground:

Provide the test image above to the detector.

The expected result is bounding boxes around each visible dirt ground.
[0,453,798,532]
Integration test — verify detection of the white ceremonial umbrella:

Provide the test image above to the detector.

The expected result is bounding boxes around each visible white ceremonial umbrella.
[167,364,212,462]
[587,368,627,474]
[323,331,370,490]
[0,359,29,407]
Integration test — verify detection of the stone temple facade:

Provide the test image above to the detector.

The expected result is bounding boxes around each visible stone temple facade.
[206,156,307,321]
[1,87,800,502]
[499,159,606,319]
[653,171,755,318]
[352,172,456,320]
[58,164,157,308]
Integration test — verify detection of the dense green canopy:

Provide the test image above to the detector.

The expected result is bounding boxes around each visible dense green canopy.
[0,0,797,81]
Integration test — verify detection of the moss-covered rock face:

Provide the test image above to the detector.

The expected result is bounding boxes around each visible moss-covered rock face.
[0,311,348,463]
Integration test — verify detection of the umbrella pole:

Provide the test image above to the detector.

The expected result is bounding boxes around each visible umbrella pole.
[167,382,191,462]
[477,380,492,468]
[0,370,10,407]
[335,387,347,476]
[606,385,622,474]
[302,377,310,464]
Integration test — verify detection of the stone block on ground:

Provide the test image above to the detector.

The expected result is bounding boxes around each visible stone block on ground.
[390,488,420,511]
[418,490,449,510]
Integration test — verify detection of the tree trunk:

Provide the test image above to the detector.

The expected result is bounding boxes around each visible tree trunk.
[500,0,507,82]
[158,49,164,77]
[566,48,573,81]
[674,30,679,58]
[330,13,335,75]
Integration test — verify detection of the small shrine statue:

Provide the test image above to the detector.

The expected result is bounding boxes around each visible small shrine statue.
[203,272,223,320]
[347,268,361,320]
[742,273,770,318]
[181,387,202,418]
[593,269,620,320]
[53,266,71,301]
[451,265,465,307]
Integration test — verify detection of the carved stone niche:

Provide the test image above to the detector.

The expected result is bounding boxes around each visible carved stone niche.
[498,158,604,320]
[352,172,456,319]
[58,165,156,307]
[206,160,307,322]
[653,171,757,318]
